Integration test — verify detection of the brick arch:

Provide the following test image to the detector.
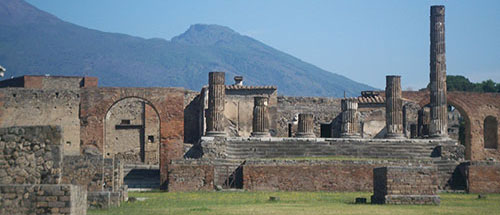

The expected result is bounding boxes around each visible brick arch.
[402,91,500,160]
[79,87,185,188]
[103,96,161,164]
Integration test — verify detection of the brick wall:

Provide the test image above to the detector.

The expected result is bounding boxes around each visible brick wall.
[0,126,63,184]
[0,184,87,215]
[372,166,440,205]
[242,160,431,192]
[168,160,214,192]
[466,161,500,193]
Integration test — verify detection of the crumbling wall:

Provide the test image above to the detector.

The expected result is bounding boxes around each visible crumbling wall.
[224,87,278,137]
[0,184,87,215]
[277,96,341,137]
[0,89,81,155]
[0,126,63,184]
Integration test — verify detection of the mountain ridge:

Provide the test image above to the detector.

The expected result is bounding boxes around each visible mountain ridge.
[0,0,375,97]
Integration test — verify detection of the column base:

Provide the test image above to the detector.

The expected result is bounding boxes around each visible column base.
[295,132,316,138]
[205,131,227,137]
[251,132,270,137]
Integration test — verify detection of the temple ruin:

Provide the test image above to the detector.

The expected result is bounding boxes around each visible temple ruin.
[1,5,500,213]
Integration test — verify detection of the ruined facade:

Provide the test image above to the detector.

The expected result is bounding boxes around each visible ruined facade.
[1,5,500,211]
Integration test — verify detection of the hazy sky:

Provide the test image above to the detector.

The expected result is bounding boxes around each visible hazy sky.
[26,0,500,89]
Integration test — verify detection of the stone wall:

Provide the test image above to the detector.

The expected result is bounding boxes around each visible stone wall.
[0,126,63,184]
[62,155,104,192]
[0,89,81,155]
[242,160,430,192]
[466,161,500,193]
[167,160,215,192]
[277,96,341,137]
[0,184,87,215]
[0,75,98,89]
[371,166,440,205]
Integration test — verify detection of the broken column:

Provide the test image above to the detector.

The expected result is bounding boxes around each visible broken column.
[206,71,226,136]
[429,5,448,138]
[385,75,404,138]
[340,98,360,138]
[296,113,315,138]
[251,96,270,137]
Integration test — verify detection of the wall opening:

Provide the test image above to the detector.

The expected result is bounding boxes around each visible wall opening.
[104,97,160,165]
[484,116,498,149]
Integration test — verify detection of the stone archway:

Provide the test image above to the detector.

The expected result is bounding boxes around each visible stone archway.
[104,97,160,164]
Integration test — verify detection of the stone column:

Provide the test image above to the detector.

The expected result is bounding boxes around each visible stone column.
[385,75,404,138]
[251,96,270,137]
[296,113,315,138]
[340,98,360,138]
[418,107,431,137]
[429,5,448,138]
[206,71,226,136]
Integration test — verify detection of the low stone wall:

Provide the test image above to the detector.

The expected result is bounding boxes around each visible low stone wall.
[242,160,432,192]
[62,155,104,191]
[0,184,87,215]
[0,126,63,184]
[371,166,439,205]
[168,160,215,192]
[466,161,500,193]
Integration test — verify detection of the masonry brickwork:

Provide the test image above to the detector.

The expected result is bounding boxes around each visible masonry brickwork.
[0,184,87,215]
[372,166,440,205]
[466,161,500,193]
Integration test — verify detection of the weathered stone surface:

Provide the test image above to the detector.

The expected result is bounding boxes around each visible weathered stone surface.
[206,71,226,136]
[168,160,215,192]
[0,184,87,215]
[341,98,360,138]
[252,96,270,137]
[429,5,448,138]
[371,166,440,205]
[0,126,63,184]
[385,76,404,138]
[466,161,500,193]
[296,113,315,138]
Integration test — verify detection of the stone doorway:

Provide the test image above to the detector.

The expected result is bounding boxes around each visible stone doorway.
[104,97,160,165]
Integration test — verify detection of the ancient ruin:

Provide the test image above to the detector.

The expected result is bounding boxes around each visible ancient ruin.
[1,5,500,212]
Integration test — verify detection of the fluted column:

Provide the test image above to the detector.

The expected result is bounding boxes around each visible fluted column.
[251,96,270,137]
[429,5,448,138]
[340,98,360,138]
[206,71,226,136]
[385,75,404,138]
[296,113,315,138]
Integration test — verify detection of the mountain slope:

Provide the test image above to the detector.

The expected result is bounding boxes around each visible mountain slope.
[0,0,375,97]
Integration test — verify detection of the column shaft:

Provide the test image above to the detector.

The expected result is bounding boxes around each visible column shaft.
[296,113,315,138]
[385,75,404,138]
[206,72,226,136]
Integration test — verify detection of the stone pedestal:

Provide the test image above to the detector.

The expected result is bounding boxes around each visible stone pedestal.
[385,76,405,139]
[206,72,226,137]
[429,5,448,139]
[251,96,270,137]
[340,99,360,138]
[371,166,440,205]
[296,113,315,138]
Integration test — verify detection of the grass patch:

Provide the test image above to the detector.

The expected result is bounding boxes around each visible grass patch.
[88,191,500,215]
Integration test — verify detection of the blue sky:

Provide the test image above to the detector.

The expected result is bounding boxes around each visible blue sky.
[26,0,500,89]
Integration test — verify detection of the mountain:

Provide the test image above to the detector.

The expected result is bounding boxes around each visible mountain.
[0,0,375,97]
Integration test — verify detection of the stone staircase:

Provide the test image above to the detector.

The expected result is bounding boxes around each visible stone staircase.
[123,164,160,190]
[213,160,244,189]
[225,139,440,160]
[433,160,467,191]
